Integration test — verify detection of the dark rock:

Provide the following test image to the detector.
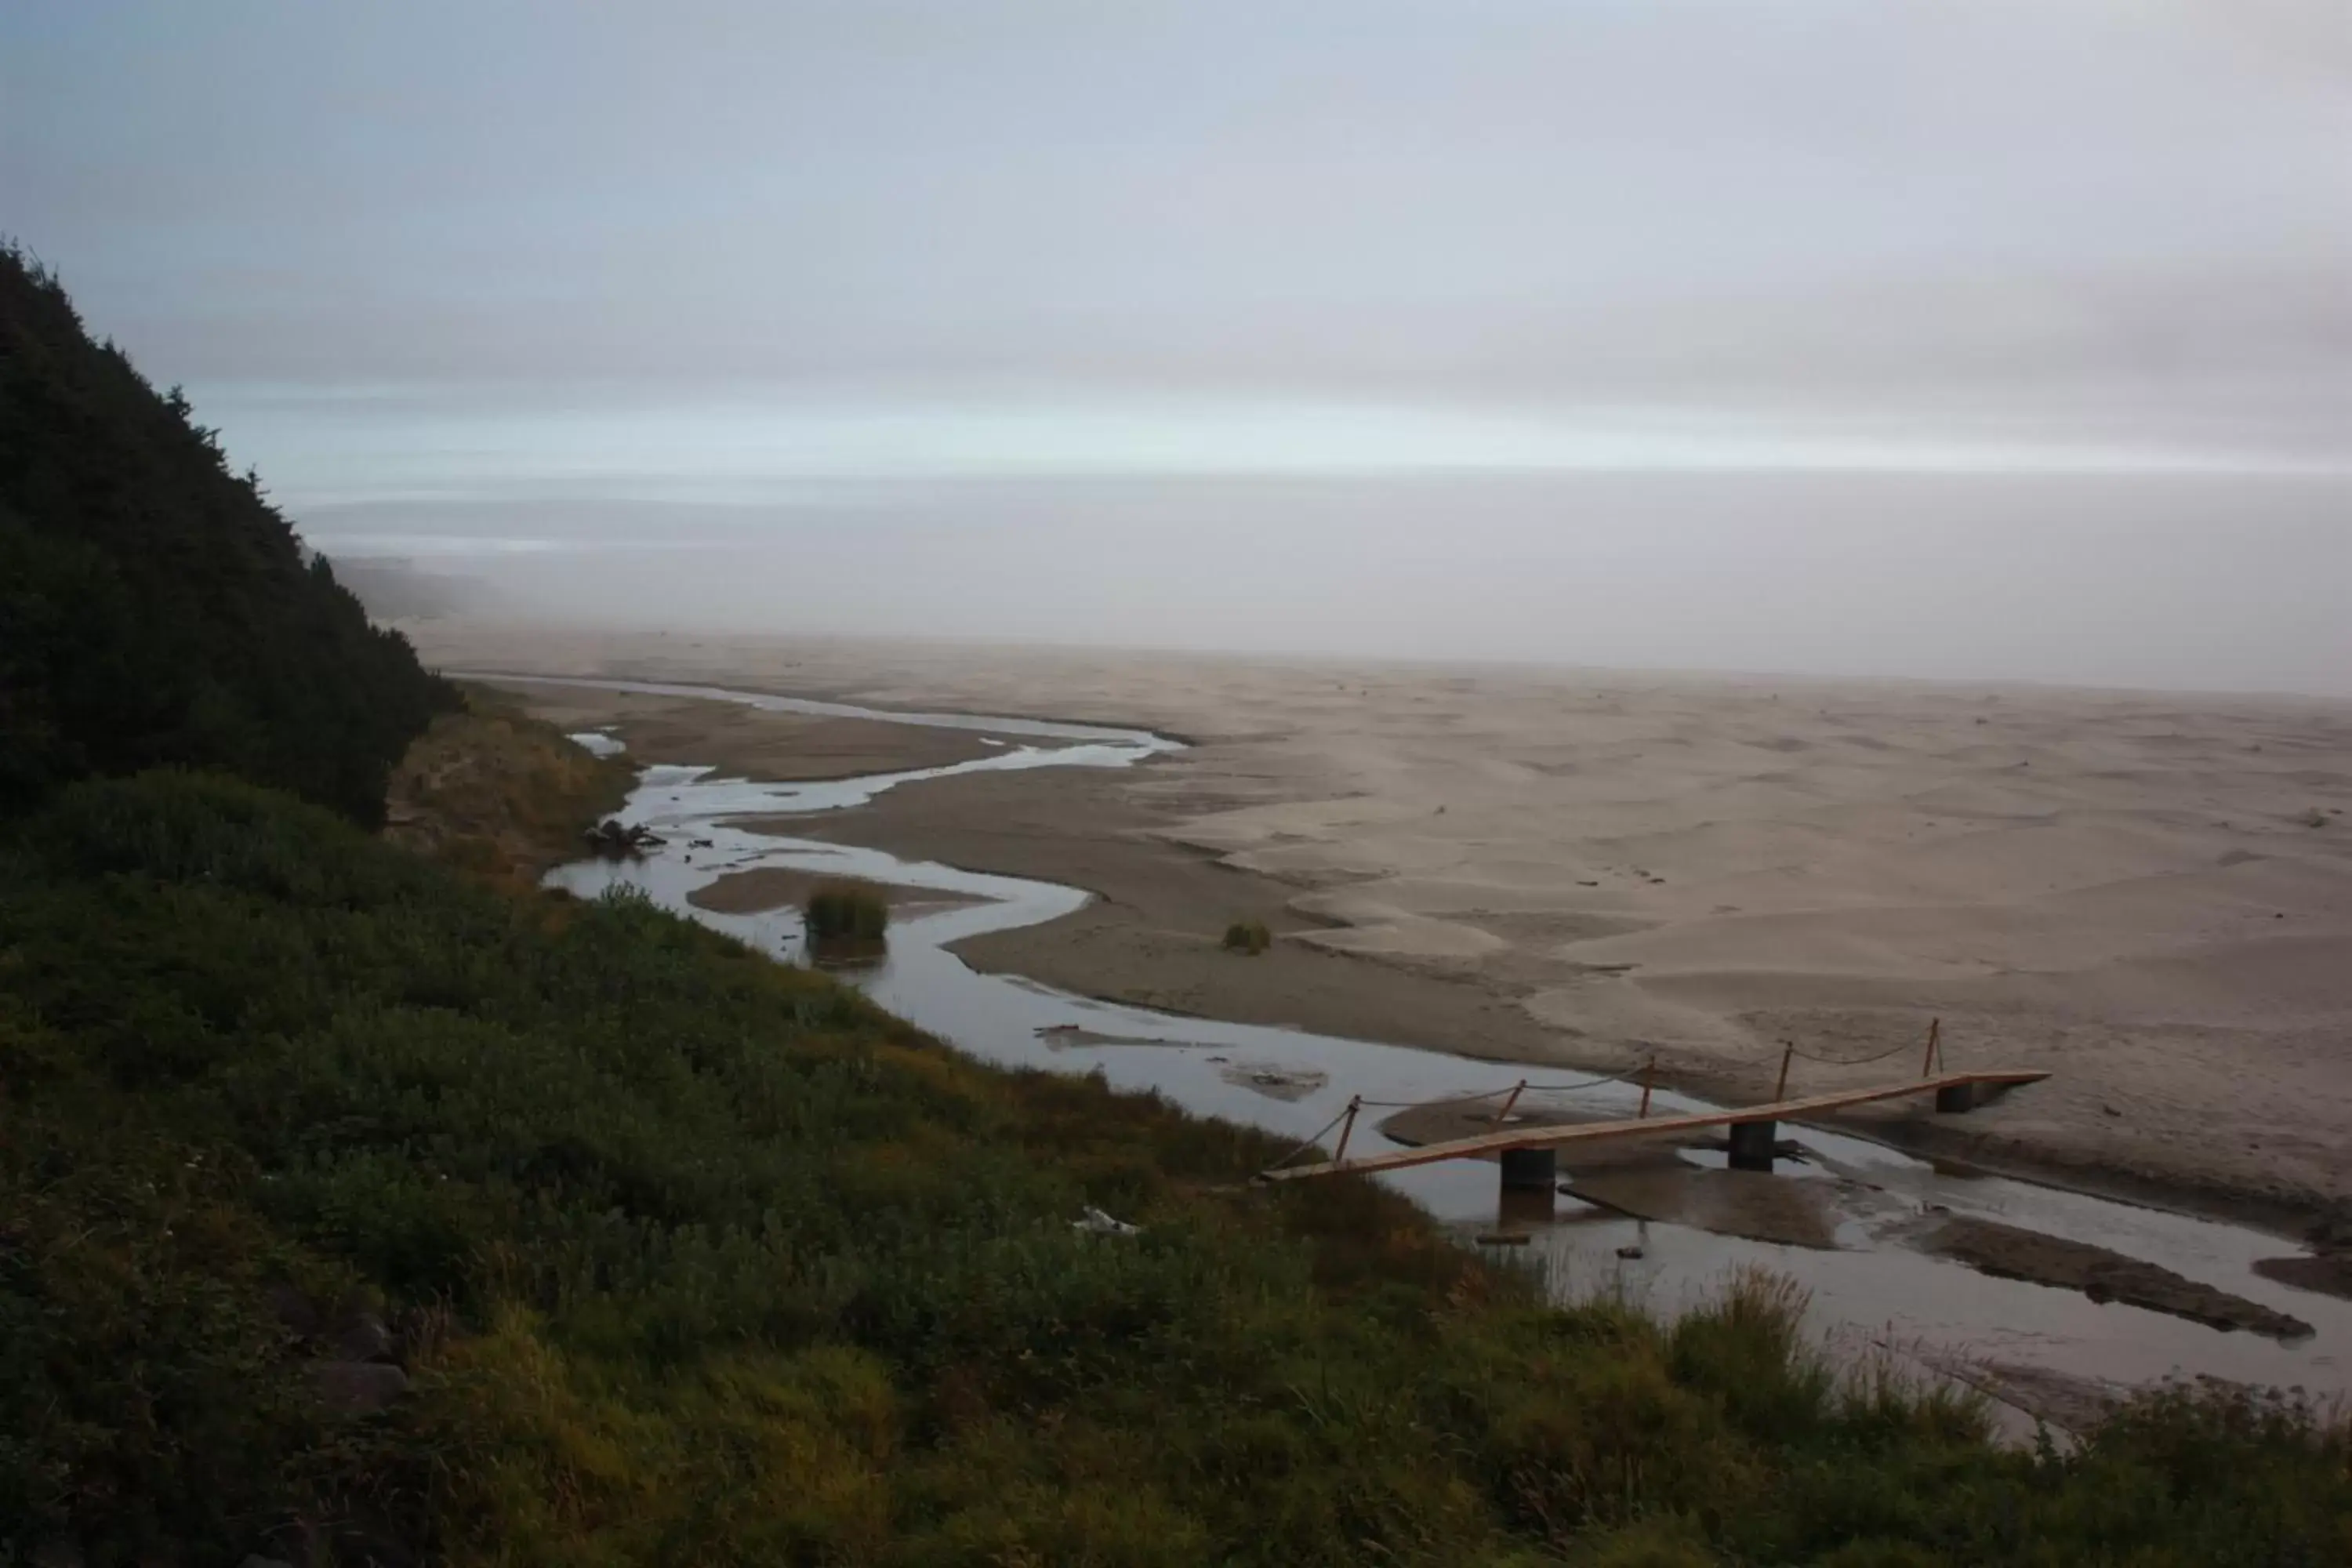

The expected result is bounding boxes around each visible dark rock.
[1615,1244,1645,1260]
[263,1280,319,1338]
[318,1287,396,1361]
[295,1515,418,1568]
[310,1359,409,1415]
[334,1308,394,1363]
[583,818,666,856]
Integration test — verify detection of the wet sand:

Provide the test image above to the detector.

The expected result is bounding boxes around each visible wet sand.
[1922,1216,2311,1339]
[2255,1254,2352,1302]
[417,621,2352,1230]
[2253,1210,2352,1303]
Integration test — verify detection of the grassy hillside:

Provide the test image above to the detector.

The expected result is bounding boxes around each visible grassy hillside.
[383,684,636,891]
[5,771,2347,1566]
[0,248,452,823]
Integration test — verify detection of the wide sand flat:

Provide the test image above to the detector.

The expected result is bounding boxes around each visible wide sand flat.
[416,621,2352,1220]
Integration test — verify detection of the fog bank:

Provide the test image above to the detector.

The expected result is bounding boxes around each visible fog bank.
[309,472,2352,698]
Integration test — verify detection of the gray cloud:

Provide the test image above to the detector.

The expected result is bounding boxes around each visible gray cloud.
[11,2,2347,410]
[6,1,2349,689]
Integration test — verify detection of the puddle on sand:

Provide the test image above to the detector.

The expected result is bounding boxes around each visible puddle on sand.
[519,672,2352,1420]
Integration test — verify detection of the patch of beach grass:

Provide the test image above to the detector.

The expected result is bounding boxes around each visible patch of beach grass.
[804,880,891,942]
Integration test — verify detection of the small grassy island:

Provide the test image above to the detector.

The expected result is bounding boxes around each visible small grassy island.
[804,879,893,961]
[1223,918,1273,955]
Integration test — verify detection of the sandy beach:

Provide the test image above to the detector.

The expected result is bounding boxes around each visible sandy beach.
[437,621,2352,1226]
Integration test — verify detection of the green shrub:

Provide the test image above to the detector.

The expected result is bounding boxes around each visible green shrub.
[1222,918,1272,955]
[804,880,890,943]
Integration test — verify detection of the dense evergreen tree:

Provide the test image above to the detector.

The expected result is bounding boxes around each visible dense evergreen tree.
[0,246,452,823]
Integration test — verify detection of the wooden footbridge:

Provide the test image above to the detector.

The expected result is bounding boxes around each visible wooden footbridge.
[1257,1065,2050,1185]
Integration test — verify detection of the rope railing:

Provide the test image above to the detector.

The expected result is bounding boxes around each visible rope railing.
[1521,1069,1642,1094]
[1354,1069,1635,1110]
[1780,1037,1919,1067]
[1262,1101,1358,1172]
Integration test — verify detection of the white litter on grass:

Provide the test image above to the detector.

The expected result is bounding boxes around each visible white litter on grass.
[1073,1206,1140,1236]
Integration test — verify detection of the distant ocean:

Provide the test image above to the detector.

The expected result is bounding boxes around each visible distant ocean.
[199,385,2352,695]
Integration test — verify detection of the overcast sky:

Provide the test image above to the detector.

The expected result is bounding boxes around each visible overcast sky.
[7,2,2350,690]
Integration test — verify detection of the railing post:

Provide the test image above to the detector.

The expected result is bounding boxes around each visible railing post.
[1638,1057,1654,1120]
[1490,1079,1527,1127]
[1774,1042,1794,1102]
[1332,1095,1363,1165]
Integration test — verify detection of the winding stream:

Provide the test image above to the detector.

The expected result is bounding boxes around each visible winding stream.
[498,673,2352,1422]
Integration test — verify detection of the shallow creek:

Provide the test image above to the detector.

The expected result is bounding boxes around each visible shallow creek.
[503,673,2352,1425]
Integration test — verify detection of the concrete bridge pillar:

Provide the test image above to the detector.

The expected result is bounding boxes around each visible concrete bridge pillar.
[1498,1145,1558,1191]
[1934,1083,1978,1113]
[1726,1120,1777,1172]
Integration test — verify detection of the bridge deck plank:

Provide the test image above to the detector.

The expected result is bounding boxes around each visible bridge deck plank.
[1258,1069,2050,1182]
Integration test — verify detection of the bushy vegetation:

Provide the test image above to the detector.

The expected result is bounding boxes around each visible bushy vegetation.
[804,880,891,943]
[0,247,453,824]
[5,771,2348,1564]
[1223,917,1272,955]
